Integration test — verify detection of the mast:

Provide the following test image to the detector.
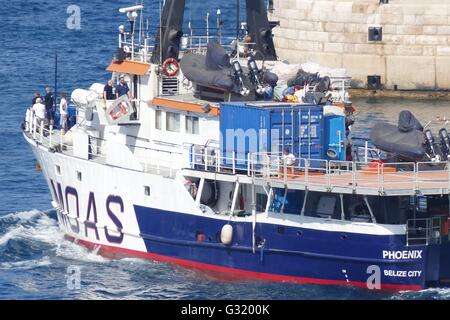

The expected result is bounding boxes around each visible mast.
[54,53,58,110]
[236,0,240,42]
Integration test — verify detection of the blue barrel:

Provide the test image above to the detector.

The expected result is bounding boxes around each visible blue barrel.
[67,104,77,129]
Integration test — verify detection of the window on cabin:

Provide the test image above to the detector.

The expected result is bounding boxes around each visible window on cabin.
[166,112,181,132]
[155,110,162,130]
[186,116,199,135]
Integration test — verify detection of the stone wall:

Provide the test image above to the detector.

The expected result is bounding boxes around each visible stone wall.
[270,0,450,90]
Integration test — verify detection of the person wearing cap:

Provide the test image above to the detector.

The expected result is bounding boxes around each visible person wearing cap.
[115,76,131,99]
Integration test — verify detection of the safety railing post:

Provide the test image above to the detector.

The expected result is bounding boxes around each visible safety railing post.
[305,159,309,186]
[39,123,44,144]
[448,162,450,192]
[352,162,356,192]
[28,110,32,133]
[326,160,330,189]
[364,140,369,163]
[217,151,221,173]
[232,152,236,174]
[60,129,63,151]
[377,162,381,192]
[414,162,419,194]
[247,153,251,176]
[49,125,53,147]
[33,117,37,140]
[204,147,208,171]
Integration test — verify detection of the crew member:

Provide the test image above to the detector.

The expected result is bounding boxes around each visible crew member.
[59,92,68,133]
[44,87,54,125]
[32,91,41,105]
[32,98,46,129]
[281,148,296,177]
[115,76,130,98]
[104,80,115,100]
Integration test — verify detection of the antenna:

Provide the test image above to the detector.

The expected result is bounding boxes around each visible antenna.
[138,0,144,46]
[119,5,144,60]
[216,9,222,43]
[160,0,163,65]
[206,11,210,44]
[236,0,240,41]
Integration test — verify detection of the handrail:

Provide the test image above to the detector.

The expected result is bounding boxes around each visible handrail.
[26,110,182,177]
[406,217,442,246]
[187,148,450,196]
[26,110,450,196]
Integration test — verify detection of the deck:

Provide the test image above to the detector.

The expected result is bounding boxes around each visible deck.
[187,151,450,196]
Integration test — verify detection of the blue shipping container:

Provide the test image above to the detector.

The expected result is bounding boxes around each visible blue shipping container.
[220,102,324,170]
[324,114,346,161]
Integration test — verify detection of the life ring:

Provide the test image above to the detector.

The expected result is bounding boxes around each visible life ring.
[162,58,180,77]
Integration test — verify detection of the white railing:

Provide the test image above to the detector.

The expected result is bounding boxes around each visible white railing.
[188,147,450,196]
[121,33,258,64]
[406,217,443,246]
[26,110,182,178]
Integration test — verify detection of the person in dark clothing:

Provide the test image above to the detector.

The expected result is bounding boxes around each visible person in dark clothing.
[103,80,115,100]
[115,76,130,98]
[32,91,41,105]
[44,87,54,123]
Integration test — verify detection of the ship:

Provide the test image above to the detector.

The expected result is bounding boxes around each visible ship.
[22,0,450,291]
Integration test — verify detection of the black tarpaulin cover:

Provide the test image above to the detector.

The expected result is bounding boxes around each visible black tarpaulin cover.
[370,122,425,160]
[398,110,424,132]
[205,41,231,70]
[180,53,234,90]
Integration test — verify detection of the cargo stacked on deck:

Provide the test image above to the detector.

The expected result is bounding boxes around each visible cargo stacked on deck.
[219,102,329,170]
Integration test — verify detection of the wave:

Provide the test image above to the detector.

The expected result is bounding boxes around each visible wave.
[0,226,25,246]
[0,256,52,270]
[391,288,450,300]
[0,209,43,223]
[0,209,108,264]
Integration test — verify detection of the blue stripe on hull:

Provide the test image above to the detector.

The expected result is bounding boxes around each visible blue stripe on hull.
[134,205,427,288]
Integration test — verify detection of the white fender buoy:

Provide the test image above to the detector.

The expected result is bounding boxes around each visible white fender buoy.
[221,224,233,245]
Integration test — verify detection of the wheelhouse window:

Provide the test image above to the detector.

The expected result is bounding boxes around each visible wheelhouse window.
[166,112,180,132]
[155,110,162,130]
[186,116,199,135]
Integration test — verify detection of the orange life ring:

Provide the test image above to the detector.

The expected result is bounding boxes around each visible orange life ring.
[162,58,180,77]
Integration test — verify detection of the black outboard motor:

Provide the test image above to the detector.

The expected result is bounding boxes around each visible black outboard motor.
[232,61,250,96]
[439,128,450,160]
[424,130,442,162]
[247,57,265,95]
